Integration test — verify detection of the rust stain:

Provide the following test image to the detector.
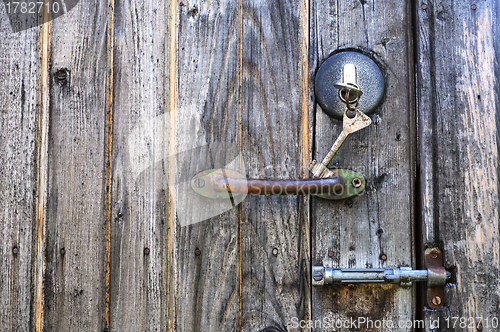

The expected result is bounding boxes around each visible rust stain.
[103,0,114,330]
[166,0,177,330]
[32,3,50,331]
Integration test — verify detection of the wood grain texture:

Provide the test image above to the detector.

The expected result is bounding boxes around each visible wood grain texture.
[0,14,39,332]
[310,0,416,329]
[41,1,110,330]
[173,1,241,331]
[173,0,310,331]
[417,1,500,330]
[108,0,169,330]
[239,0,310,331]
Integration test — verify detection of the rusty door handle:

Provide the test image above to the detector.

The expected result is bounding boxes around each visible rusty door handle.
[191,169,365,200]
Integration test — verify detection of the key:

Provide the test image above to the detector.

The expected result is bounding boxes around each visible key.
[309,106,372,178]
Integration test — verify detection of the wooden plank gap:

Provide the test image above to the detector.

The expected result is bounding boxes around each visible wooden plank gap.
[32,5,50,331]
[166,0,178,329]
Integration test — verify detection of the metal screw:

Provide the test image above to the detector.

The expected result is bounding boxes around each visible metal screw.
[471,4,477,10]
[195,248,201,256]
[54,68,69,81]
[313,271,324,281]
[117,211,123,218]
[144,248,150,255]
[430,250,439,259]
[431,296,442,306]
[352,178,362,188]
[380,254,387,261]
[272,248,278,256]
[60,248,66,255]
[194,178,205,188]
[12,247,19,255]
[328,251,334,258]
[421,3,427,10]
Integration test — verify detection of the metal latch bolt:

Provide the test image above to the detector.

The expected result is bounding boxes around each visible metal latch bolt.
[312,266,451,287]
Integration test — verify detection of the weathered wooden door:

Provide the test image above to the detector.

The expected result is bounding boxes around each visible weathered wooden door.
[1,0,499,331]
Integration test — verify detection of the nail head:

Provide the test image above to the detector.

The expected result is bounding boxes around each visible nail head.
[12,247,19,255]
[60,248,66,255]
[471,4,477,10]
[144,247,150,255]
[272,248,278,256]
[431,296,442,306]
[195,248,201,256]
[421,4,427,10]
[328,251,334,257]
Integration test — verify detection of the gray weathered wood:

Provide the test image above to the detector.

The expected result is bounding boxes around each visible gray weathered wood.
[311,0,416,329]
[108,0,170,330]
[0,15,39,332]
[172,1,241,331]
[417,1,500,330]
[41,1,109,330]
[239,1,310,331]
[173,0,310,331]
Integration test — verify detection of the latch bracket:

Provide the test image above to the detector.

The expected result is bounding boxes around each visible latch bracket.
[312,247,450,309]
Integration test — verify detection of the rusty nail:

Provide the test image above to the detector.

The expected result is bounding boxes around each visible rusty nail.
[60,248,66,255]
[421,3,427,10]
[272,248,278,256]
[144,247,150,255]
[431,296,442,306]
[328,251,334,257]
[471,4,477,10]
[194,178,205,188]
[195,248,201,256]
[12,247,19,255]
[380,254,387,261]
[55,68,69,81]
[313,271,324,281]
[352,178,362,188]
[430,250,439,259]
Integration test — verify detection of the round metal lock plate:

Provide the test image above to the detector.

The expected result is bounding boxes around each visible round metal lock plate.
[315,51,385,120]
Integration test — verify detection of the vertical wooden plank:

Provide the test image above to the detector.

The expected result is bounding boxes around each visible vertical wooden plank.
[173,1,241,330]
[108,0,170,330]
[0,15,39,332]
[239,0,310,330]
[417,1,500,330]
[311,0,416,329]
[174,0,311,330]
[41,1,109,330]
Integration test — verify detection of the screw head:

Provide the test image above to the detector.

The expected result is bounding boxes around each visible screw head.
[352,178,362,188]
[193,178,205,188]
[430,250,439,259]
[431,296,442,306]
[195,248,201,256]
[54,68,69,81]
[313,271,324,281]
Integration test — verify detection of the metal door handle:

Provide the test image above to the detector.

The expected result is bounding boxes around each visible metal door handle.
[191,169,365,200]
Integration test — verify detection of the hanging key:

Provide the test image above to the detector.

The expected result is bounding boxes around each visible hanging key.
[309,105,372,178]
